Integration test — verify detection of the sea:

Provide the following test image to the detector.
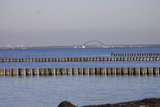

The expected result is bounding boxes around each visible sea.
[0,47,160,107]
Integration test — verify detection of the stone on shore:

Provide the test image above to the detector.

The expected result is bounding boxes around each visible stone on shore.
[58,101,76,107]
[59,98,160,107]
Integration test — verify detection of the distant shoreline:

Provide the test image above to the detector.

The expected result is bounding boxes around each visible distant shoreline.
[0,44,160,49]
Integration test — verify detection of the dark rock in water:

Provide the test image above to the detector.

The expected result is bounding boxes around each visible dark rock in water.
[58,101,76,107]
[59,98,160,107]
[83,98,160,107]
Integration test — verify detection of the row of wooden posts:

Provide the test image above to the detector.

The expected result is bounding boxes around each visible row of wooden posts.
[0,57,159,62]
[0,67,159,76]
[111,53,160,56]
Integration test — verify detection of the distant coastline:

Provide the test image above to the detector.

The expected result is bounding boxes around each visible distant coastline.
[0,44,160,49]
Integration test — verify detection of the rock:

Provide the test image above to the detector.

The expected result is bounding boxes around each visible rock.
[83,98,160,107]
[58,101,76,107]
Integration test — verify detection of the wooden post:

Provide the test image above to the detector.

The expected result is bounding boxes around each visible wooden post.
[66,68,71,75]
[147,67,152,75]
[116,68,121,75]
[95,68,100,75]
[100,68,105,75]
[0,69,4,76]
[89,68,94,75]
[61,68,66,75]
[5,68,10,76]
[153,67,158,75]
[128,68,132,75]
[72,68,77,75]
[140,68,146,75]
[39,68,44,76]
[26,68,31,76]
[78,68,82,75]
[106,68,111,75]
[48,68,54,75]
[32,68,37,76]
[44,68,49,75]
[83,68,88,75]
[111,68,115,75]
[55,68,60,75]
[18,68,24,76]
[133,68,139,75]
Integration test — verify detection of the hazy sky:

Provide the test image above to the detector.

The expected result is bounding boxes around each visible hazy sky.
[0,0,160,46]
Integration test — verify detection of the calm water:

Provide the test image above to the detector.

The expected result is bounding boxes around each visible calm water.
[0,47,160,107]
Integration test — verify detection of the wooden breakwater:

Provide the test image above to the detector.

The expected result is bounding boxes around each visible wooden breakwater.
[0,56,159,62]
[0,67,159,77]
[111,53,160,56]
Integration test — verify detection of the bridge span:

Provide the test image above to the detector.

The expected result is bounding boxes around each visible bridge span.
[77,40,107,48]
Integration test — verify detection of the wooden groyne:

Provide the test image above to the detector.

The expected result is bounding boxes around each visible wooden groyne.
[0,67,159,77]
[0,56,159,62]
[111,53,160,56]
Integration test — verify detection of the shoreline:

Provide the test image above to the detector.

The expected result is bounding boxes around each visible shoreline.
[58,98,160,107]
[0,44,160,49]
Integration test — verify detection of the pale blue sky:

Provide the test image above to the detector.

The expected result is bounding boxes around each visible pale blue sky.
[0,0,160,46]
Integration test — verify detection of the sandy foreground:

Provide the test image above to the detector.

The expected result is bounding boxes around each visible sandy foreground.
[58,98,160,107]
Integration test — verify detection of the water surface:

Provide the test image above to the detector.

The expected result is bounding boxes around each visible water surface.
[0,47,160,107]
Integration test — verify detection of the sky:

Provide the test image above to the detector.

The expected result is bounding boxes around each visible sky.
[0,0,160,47]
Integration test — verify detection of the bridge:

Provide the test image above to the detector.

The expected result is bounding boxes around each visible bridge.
[77,40,107,48]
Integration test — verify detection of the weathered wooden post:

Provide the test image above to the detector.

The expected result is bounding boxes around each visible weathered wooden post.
[61,68,66,75]
[78,68,82,75]
[106,68,111,75]
[140,68,146,75]
[44,68,49,75]
[39,68,45,76]
[153,67,158,75]
[128,68,132,75]
[52,58,56,62]
[31,58,35,62]
[89,68,94,75]
[113,57,117,61]
[77,57,81,61]
[48,58,52,62]
[0,59,2,62]
[74,57,77,61]
[48,68,54,75]
[99,57,104,61]
[55,68,60,75]
[68,58,71,62]
[72,68,77,75]
[116,68,121,75]
[18,68,24,76]
[5,68,10,76]
[111,68,115,75]
[104,57,108,61]
[95,68,100,75]
[35,58,38,62]
[26,68,31,76]
[80,57,84,61]
[2,59,6,62]
[42,58,45,62]
[15,58,19,62]
[66,68,71,75]
[121,68,127,75]
[133,68,139,75]
[100,68,105,75]
[71,57,75,62]
[32,68,37,76]
[83,68,88,75]
[0,69,4,76]
[147,67,152,75]
[45,58,48,62]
